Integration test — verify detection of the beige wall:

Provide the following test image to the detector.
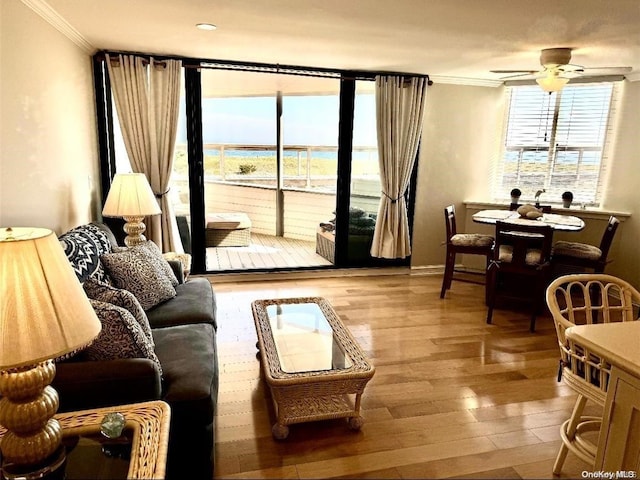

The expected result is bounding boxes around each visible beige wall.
[599,81,640,286]
[411,80,640,288]
[411,83,505,270]
[0,0,99,235]
[1,1,638,286]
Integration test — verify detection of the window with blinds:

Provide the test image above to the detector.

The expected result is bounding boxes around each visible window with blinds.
[495,83,617,206]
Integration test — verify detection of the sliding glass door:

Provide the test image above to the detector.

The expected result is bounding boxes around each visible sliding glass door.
[174,68,345,272]
[95,54,418,274]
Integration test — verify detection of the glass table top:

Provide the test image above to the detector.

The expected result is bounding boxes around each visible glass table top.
[63,431,132,480]
[266,302,353,373]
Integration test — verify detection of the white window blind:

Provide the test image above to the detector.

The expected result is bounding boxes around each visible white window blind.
[495,83,617,206]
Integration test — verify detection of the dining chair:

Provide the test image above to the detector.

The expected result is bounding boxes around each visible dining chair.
[552,216,620,274]
[440,205,494,299]
[545,273,640,475]
[486,220,553,332]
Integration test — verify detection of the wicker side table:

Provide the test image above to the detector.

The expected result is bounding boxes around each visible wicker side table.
[0,400,171,480]
[252,297,375,439]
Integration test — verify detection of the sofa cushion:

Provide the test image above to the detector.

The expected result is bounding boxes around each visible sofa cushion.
[85,299,162,375]
[101,247,176,310]
[153,323,217,426]
[59,224,113,284]
[83,278,154,347]
[146,278,217,330]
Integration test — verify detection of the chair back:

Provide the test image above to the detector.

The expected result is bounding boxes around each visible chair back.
[598,216,620,262]
[546,273,640,400]
[492,220,553,272]
[443,205,457,241]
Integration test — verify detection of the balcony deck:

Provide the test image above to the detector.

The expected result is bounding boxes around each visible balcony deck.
[206,232,333,271]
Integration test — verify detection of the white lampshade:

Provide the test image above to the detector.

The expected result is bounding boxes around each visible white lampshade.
[536,71,570,93]
[102,173,161,218]
[0,227,101,369]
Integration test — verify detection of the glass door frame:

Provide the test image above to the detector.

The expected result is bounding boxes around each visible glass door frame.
[94,54,422,274]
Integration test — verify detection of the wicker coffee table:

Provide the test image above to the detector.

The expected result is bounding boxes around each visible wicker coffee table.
[251,297,375,439]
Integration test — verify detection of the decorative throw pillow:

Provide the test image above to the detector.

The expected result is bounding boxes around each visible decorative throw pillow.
[83,278,154,347]
[86,299,162,375]
[113,241,179,287]
[59,224,114,284]
[101,247,176,310]
[134,241,179,287]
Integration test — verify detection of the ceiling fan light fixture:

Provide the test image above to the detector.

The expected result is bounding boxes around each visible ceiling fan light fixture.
[196,23,217,31]
[536,71,570,92]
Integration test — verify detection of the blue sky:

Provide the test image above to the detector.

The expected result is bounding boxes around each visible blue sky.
[176,94,377,147]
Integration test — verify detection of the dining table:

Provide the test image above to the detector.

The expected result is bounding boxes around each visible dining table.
[472,209,585,232]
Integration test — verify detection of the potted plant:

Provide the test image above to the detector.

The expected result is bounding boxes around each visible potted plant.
[510,188,522,205]
[562,191,573,208]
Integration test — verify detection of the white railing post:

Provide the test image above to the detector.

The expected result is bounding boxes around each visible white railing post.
[220,145,226,181]
[306,147,312,189]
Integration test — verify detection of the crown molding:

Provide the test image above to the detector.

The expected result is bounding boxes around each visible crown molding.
[21,0,95,54]
[624,72,640,82]
[429,75,503,88]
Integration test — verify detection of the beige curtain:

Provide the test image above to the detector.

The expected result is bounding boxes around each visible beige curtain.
[371,76,427,259]
[106,53,183,253]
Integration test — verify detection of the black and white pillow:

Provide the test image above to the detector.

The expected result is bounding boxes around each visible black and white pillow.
[85,299,162,375]
[83,278,154,347]
[101,247,176,310]
[59,224,113,284]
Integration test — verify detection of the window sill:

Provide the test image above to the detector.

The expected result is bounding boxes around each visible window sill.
[464,201,631,221]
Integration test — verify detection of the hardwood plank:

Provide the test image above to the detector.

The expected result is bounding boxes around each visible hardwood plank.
[211,273,589,479]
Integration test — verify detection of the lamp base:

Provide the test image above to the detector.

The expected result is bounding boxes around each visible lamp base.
[1,445,66,480]
[122,216,147,247]
[0,361,61,466]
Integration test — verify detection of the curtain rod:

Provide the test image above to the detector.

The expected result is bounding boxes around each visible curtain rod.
[96,50,432,84]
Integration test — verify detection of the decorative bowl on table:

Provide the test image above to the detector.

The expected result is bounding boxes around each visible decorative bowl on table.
[516,204,543,219]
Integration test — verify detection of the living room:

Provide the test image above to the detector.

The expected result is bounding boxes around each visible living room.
[2,1,640,479]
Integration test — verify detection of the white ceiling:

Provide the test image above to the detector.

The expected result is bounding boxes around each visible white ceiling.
[35,0,640,84]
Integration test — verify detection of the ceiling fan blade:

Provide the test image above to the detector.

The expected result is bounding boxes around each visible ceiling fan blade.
[498,72,539,80]
[581,66,633,75]
[490,69,538,74]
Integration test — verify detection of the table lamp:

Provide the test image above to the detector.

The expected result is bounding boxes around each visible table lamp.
[102,173,162,247]
[0,227,101,479]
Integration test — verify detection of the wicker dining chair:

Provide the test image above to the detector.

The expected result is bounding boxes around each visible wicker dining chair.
[545,273,640,474]
[440,205,494,299]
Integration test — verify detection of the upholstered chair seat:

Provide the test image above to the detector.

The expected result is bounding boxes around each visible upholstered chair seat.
[551,216,620,274]
[450,233,494,248]
[498,246,543,265]
[552,241,602,261]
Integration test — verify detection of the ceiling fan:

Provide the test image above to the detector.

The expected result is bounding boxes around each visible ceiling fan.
[491,48,632,92]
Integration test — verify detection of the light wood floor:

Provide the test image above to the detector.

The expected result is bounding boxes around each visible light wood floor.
[206,233,333,271]
[209,272,596,479]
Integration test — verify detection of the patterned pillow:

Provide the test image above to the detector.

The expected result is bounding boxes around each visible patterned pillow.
[85,299,162,375]
[101,248,176,310]
[113,241,179,287]
[130,241,179,287]
[59,224,113,284]
[83,278,154,347]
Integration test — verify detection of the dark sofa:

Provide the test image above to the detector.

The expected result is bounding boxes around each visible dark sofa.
[52,222,218,479]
